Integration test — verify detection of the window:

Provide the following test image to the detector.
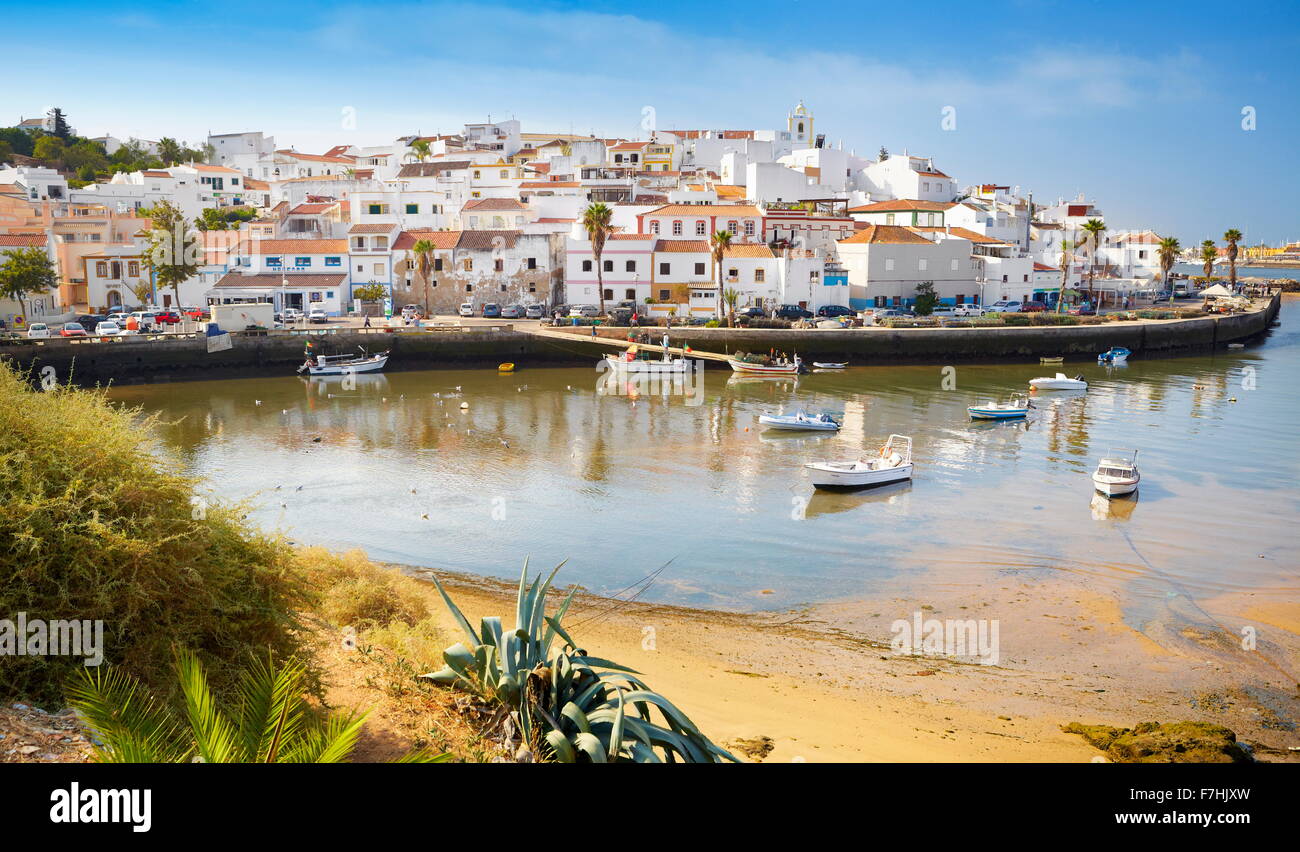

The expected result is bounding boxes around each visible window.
[625,260,636,272]
[885,258,895,271]
[127,261,139,277]
[603,260,613,272]
[956,294,965,305]
[295,257,312,267]
[1002,275,1008,282]
[473,170,481,179]
[528,283,535,292]
[744,221,755,237]
[405,203,419,214]
[494,258,504,272]
[367,204,385,215]
[659,262,670,275]
[650,221,660,235]
[500,170,508,179]
[727,268,737,279]
[463,259,473,271]
[434,258,443,272]
[466,285,473,292]
[658,289,670,301]
[353,237,365,250]
[885,213,896,225]
[267,256,282,267]
[625,289,636,299]
[754,269,765,282]
[1023,274,1029,282]
[582,260,593,272]
[96,261,107,277]
[325,256,341,266]
[809,271,820,281]
[603,288,613,300]
[950,259,958,271]
[727,220,738,234]
[671,220,682,236]
[500,284,507,292]
[694,263,705,275]
[527,257,537,269]
[926,213,937,226]
[357,265,364,272]
[922,182,930,192]
[918,259,928,271]
[694,221,706,236]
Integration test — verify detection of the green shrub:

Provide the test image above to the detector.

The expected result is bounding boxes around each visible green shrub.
[1001,313,1032,325]
[969,316,1005,327]
[943,320,972,328]
[1029,313,1080,326]
[704,319,720,328]
[0,364,311,707]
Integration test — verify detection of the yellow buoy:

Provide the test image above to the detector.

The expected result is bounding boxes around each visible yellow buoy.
[498,362,515,372]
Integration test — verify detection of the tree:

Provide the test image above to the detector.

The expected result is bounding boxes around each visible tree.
[878,146,889,161]
[913,280,939,315]
[581,202,614,315]
[141,200,201,309]
[1200,239,1217,279]
[1080,218,1106,306]
[0,141,13,165]
[1157,236,1181,290]
[32,135,66,164]
[353,283,387,302]
[0,126,34,158]
[406,139,431,163]
[410,238,435,315]
[1223,228,1242,289]
[709,229,733,322]
[723,287,740,325]
[0,246,58,319]
[157,137,183,166]
[48,108,70,139]
[1055,239,1075,313]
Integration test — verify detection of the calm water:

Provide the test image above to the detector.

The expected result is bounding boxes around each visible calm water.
[108,298,1300,613]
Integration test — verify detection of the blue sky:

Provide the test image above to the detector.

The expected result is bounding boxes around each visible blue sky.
[8,0,1299,244]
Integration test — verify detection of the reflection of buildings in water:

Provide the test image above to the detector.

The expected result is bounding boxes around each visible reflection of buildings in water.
[1090,490,1138,521]
[1039,390,1090,460]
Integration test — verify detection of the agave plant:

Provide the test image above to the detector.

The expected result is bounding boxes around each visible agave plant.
[422,561,738,763]
[67,649,446,763]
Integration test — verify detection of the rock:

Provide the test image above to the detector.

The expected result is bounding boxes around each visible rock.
[728,735,776,762]
[18,745,39,755]
[1063,721,1252,763]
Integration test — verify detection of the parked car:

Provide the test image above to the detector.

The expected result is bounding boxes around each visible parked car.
[952,305,984,318]
[1067,304,1097,316]
[458,302,475,317]
[871,309,915,325]
[568,304,599,318]
[282,307,304,322]
[106,312,131,325]
[59,322,88,338]
[308,309,327,324]
[524,304,545,319]
[482,303,502,318]
[182,306,206,320]
[27,323,51,339]
[816,305,854,318]
[155,310,182,324]
[736,306,766,320]
[127,311,160,330]
[400,304,422,320]
[774,304,813,320]
[984,300,1022,313]
[1018,300,1048,313]
[500,304,524,319]
[95,321,122,336]
[75,314,107,332]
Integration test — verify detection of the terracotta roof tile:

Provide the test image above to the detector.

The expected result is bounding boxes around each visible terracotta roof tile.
[240,239,348,254]
[848,199,954,213]
[456,230,521,251]
[653,240,710,253]
[837,225,934,245]
[393,230,459,251]
[348,223,398,234]
[214,272,348,289]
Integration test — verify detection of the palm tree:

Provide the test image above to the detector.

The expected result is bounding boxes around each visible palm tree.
[723,287,740,326]
[66,649,444,763]
[1157,236,1181,291]
[581,202,614,315]
[407,139,432,163]
[410,239,435,316]
[1223,228,1242,289]
[1200,239,1216,280]
[1055,239,1074,313]
[1080,218,1106,306]
[709,230,733,322]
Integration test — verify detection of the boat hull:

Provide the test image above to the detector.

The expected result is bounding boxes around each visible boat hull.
[1029,379,1087,390]
[728,359,799,375]
[968,407,1028,420]
[759,415,839,431]
[304,355,388,376]
[603,355,690,373]
[1092,474,1139,497]
[806,462,913,490]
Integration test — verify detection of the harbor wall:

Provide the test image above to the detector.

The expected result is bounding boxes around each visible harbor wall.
[0,294,1281,386]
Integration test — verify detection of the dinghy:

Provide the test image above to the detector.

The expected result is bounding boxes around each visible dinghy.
[812,362,847,369]
[759,409,840,431]
[1040,356,1064,365]
[728,355,802,375]
[1092,448,1140,497]
[968,394,1031,420]
[298,349,389,376]
[805,435,913,490]
[1097,346,1131,364]
[1029,372,1087,391]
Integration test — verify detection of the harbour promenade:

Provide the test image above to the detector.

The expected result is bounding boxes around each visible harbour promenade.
[0,293,1282,386]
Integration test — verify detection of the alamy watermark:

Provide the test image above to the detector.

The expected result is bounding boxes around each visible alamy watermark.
[0,612,104,666]
[890,610,999,666]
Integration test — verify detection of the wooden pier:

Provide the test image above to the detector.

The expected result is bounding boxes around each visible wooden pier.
[530,327,734,363]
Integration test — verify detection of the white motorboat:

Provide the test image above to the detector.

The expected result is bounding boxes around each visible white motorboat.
[758,409,840,431]
[812,362,847,369]
[298,350,389,376]
[805,434,913,490]
[968,394,1031,420]
[1029,372,1087,391]
[1092,448,1140,497]
[602,352,691,373]
[728,353,802,375]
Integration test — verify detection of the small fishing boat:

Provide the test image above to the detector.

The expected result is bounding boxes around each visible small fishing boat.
[1097,346,1131,365]
[498,362,515,372]
[603,351,691,373]
[968,394,1031,420]
[1092,448,1140,497]
[1040,356,1064,365]
[812,362,847,369]
[728,354,802,375]
[805,434,913,490]
[298,349,389,376]
[758,409,840,431]
[1029,372,1087,391]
